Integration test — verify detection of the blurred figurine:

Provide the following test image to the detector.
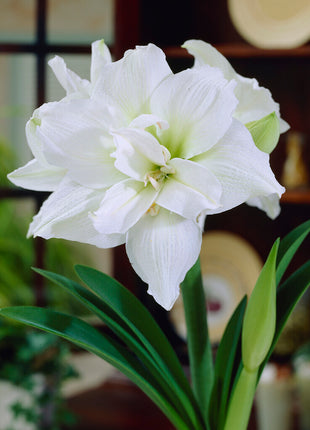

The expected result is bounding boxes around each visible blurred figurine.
[256,363,293,430]
[282,131,309,189]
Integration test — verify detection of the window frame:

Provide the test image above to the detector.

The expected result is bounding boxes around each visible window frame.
[0,0,141,304]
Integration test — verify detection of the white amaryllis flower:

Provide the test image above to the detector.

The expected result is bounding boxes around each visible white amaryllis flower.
[183,39,289,219]
[8,40,285,310]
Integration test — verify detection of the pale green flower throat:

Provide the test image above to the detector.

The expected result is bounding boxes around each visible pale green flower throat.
[144,164,175,191]
[143,140,176,191]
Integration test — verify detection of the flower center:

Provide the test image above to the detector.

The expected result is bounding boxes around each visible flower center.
[144,164,175,191]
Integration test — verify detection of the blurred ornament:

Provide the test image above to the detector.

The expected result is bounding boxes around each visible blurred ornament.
[228,0,310,49]
[282,131,309,190]
[170,231,262,344]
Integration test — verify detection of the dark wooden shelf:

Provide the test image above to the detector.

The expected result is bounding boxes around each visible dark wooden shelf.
[281,189,310,204]
[164,43,310,59]
[65,373,259,430]
[65,374,175,430]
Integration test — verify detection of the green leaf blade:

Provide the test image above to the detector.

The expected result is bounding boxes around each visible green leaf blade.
[181,258,213,429]
[74,264,205,430]
[276,219,310,284]
[242,239,279,371]
[209,296,247,430]
[0,306,190,430]
[32,268,198,430]
[259,260,310,375]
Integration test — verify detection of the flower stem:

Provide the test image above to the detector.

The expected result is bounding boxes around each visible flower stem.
[223,366,258,430]
[181,258,213,429]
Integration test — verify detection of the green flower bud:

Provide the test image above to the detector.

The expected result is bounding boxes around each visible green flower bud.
[223,366,258,430]
[246,112,280,154]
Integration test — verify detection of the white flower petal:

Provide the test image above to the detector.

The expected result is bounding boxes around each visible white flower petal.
[247,194,281,220]
[126,209,202,310]
[48,56,90,96]
[43,127,124,189]
[28,178,124,247]
[156,158,222,219]
[129,114,169,133]
[234,75,289,133]
[183,39,235,79]
[111,128,169,180]
[93,179,157,234]
[90,39,112,85]
[26,107,57,164]
[184,39,289,133]
[156,178,217,221]
[93,44,172,122]
[31,98,113,166]
[169,158,222,203]
[150,67,238,159]
[8,159,65,192]
[194,119,285,215]
[25,99,118,190]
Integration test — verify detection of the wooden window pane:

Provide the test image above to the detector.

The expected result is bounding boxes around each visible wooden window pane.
[47,0,115,45]
[0,0,36,43]
[0,54,36,168]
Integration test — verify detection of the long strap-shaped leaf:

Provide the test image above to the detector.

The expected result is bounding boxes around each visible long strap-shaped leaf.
[33,268,201,430]
[181,258,213,429]
[210,223,310,428]
[276,219,310,285]
[259,260,310,376]
[0,306,189,430]
[74,264,205,430]
[208,297,246,430]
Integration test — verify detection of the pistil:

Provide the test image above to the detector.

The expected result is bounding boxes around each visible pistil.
[144,164,176,191]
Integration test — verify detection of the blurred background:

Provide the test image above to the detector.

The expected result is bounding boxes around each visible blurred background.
[0,0,310,429]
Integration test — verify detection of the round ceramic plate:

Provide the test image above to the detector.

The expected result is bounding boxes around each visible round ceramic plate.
[170,231,263,344]
[228,0,310,49]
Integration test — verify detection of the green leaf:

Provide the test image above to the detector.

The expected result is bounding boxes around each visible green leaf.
[0,306,189,430]
[242,239,279,371]
[181,258,213,429]
[276,219,310,285]
[256,220,310,372]
[223,366,258,430]
[246,112,280,153]
[259,260,310,375]
[209,296,246,430]
[74,265,205,430]
[33,268,200,430]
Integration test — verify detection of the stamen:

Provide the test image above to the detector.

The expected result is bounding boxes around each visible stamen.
[144,160,175,191]
[147,203,160,217]
[144,169,166,190]
[160,165,175,175]
[162,147,171,164]
[148,175,161,191]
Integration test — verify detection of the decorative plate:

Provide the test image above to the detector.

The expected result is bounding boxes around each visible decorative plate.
[170,230,263,344]
[228,0,310,49]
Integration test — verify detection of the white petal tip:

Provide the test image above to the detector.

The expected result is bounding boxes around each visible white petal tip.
[48,55,62,68]
[147,284,180,311]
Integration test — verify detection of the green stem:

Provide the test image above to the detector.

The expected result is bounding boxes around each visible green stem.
[181,258,213,429]
[223,366,258,430]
